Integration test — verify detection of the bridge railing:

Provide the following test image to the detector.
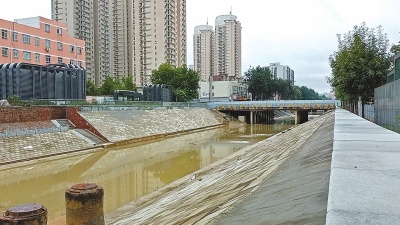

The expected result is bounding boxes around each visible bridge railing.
[207,100,340,110]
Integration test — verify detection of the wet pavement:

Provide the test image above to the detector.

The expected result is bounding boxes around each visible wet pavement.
[106,112,333,224]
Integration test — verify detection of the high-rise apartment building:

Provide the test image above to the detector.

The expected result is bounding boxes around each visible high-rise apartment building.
[109,0,187,87]
[193,24,215,82]
[51,0,110,86]
[215,14,241,80]
[269,62,295,85]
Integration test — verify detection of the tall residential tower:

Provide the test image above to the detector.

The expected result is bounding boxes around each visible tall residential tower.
[51,0,110,86]
[193,24,215,82]
[109,0,187,87]
[215,14,242,80]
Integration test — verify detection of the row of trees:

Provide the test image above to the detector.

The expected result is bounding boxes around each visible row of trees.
[85,64,200,102]
[328,22,392,118]
[245,66,327,101]
[151,63,200,102]
[86,76,137,96]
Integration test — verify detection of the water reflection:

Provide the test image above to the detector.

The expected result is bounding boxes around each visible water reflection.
[0,122,293,224]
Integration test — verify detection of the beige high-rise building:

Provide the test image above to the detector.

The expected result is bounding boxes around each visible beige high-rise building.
[193,24,215,82]
[215,14,242,80]
[109,0,187,87]
[51,0,110,86]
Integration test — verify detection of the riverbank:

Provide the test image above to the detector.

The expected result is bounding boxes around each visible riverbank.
[105,111,333,224]
[0,108,225,167]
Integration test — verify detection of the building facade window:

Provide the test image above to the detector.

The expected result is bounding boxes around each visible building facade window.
[35,53,40,62]
[1,29,8,39]
[57,42,63,51]
[35,37,40,46]
[45,39,51,49]
[57,27,62,36]
[58,57,63,63]
[2,47,8,57]
[12,32,18,42]
[69,45,74,53]
[78,61,82,67]
[45,55,51,64]
[13,49,18,58]
[70,59,75,65]
[22,34,31,44]
[23,51,31,61]
[77,47,82,54]
[45,24,50,33]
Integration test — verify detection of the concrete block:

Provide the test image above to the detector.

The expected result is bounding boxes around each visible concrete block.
[334,133,400,141]
[326,209,400,225]
[333,140,400,152]
[327,168,400,217]
[331,151,400,171]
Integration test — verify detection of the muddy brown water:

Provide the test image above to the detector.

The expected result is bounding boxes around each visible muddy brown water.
[0,122,293,224]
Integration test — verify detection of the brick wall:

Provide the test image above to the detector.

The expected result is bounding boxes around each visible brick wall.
[0,107,67,123]
[66,107,108,142]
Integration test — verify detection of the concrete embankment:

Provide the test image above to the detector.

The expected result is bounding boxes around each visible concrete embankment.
[78,108,223,143]
[105,111,334,224]
[0,108,224,166]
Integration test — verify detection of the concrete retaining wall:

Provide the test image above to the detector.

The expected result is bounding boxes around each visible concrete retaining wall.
[0,107,67,123]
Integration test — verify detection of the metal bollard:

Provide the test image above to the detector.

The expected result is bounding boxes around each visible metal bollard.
[65,183,104,225]
[0,203,47,225]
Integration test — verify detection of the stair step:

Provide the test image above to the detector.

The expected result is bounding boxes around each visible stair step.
[73,129,106,145]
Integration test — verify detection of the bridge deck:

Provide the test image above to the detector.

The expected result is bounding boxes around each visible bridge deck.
[208,100,338,110]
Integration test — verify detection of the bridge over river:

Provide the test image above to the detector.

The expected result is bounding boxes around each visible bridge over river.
[208,100,339,124]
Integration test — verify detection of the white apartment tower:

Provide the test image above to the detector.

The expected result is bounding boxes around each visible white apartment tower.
[193,24,215,82]
[51,0,110,86]
[215,14,242,80]
[269,62,295,85]
[109,0,187,87]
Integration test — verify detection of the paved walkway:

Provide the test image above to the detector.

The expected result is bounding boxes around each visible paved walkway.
[326,109,400,224]
[105,111,333,224]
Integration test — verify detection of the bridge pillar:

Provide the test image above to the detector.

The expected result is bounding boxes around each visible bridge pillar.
[250,111,253,125]
[295,110,308,124]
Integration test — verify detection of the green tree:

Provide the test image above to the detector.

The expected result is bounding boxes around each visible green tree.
[299,86,322,100]
[328,22,391,117]
[100,76,116,95]
[245,66,275,100]
[151,63,200,102]
[121,75,137,91]
[273,78,294,100]
[86,79,99,96]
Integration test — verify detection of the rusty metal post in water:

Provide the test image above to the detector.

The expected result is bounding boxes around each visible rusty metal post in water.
[65,183,104,225]
[0,203,47,225]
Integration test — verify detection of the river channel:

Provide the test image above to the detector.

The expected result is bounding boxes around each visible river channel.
[0,121,293,224]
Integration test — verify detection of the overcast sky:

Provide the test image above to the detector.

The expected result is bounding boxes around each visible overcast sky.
[2,0,399,94]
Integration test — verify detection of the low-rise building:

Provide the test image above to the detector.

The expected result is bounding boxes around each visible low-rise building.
[0,16,85,67]
[199,81,248,102]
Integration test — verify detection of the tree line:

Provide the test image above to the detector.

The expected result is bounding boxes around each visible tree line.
[328,22,394,118]
[86,75,137,96]
[86,63,200,102]
[245,66,328,101]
